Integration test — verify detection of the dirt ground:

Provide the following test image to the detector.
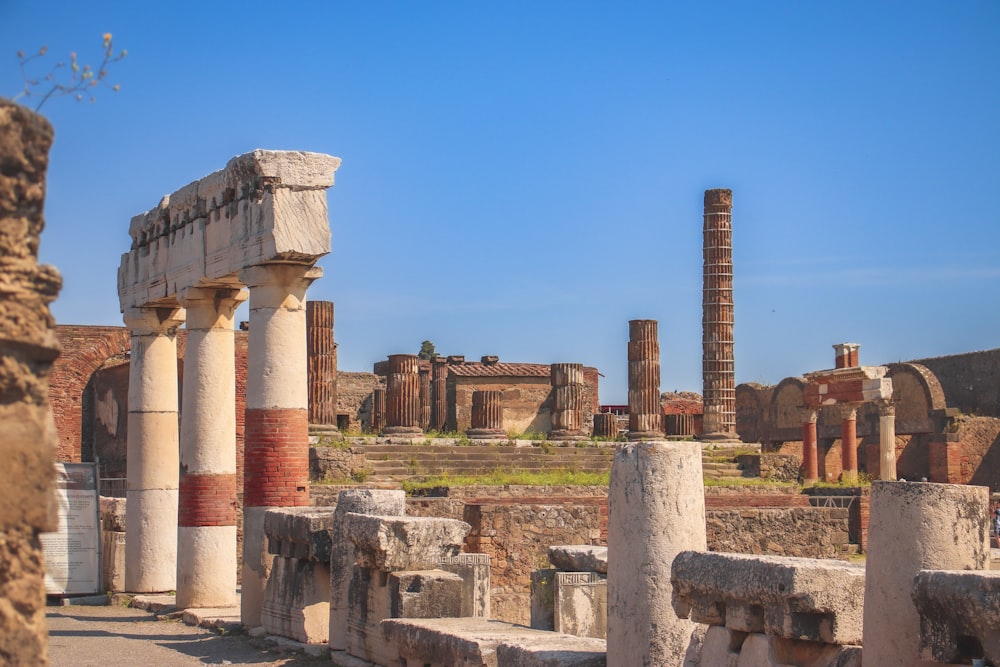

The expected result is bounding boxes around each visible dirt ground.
[46,604,329,667]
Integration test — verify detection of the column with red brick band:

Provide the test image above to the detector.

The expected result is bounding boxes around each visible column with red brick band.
[701,188,737,440]
[550,363,586,440]
[176,287,246,609]
[383,354,422,435]
[239,263,321,627]
[841,405,859,482]
[123,305,185,593]
[802,408,819,484]
[628,319,662,440]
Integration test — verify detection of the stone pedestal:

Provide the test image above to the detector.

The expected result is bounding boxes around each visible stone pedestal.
[176,287,245,609]
[550,363,586,440]
[627,319,662,440]
[467,390,505,439]
[862,481,990,667]
[802,409,819,484]
[124,305,185,593]
[240,263,320,627]
[701,188,736,440]
[608,441,707,666]
[384,354,422,435]
[592,413,619,439]
[306,300,337,427]
[878,401,896,481]
[840,407,858,482]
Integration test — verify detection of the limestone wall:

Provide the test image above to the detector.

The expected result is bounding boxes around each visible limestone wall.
[0,98,61,666]
[706,507,852,559]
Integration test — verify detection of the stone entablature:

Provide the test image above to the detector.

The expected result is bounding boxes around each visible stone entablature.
[802,365,891,408]
[118,150,339,310]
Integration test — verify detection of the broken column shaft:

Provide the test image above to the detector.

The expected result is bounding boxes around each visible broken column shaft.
[550,363,586,440]
[383,354,422,435]
[467,390,504,439]
[306,300,337,427]
[701,188,736,440]
[627,319,662,440]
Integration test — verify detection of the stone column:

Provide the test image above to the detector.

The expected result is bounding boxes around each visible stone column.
[468,390,504,439]
[627,319,662,440]
[878,400,897,481]
[665,413,695,437]
[862,481,989,667]
[840,406,858,482]
[608,441,706,666]
[802,409,819,484]
[176,287,245,609]
[370,387,385,433]
[383,354,422,435]
[419,365,432,430]
[306,300,337,428]
[431,356,448,431]
[593,413,619,439]
[123,305,186,593]
[240,263,320,627]
[701,188,736,440]
[550,363,586,440]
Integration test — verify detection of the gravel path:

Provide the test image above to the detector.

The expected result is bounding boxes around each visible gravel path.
[47,604,329,666]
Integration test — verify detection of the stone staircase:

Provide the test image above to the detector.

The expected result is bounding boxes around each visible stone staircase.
[701,444,756,483]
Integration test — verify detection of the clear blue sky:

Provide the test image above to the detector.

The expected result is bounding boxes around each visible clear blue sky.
[3,1,998,404]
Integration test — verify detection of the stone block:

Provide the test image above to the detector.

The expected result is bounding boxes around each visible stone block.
[548,545,608,573]
[264,507,334,562]
[99,497,127,533]
[912,569,1000,665]
[734,633,861,667]
[438,553,491,618]
[101,529,126,592]
[671,551,865,645]
[555,571,606,639]
[530,569,556,631]
[261,549,331,643]
[390,569,464,619]
[344,514,470,571]
[701,625,744,667]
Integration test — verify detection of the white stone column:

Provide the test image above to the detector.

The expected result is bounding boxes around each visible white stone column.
[862,481,990,666]
[239,263,321,627]
[175,287,246,609]
[879,400,897,481]
[123,306,185,593]
[607,440,707,666]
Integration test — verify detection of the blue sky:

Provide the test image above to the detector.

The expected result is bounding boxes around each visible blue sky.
[2,1,998,404]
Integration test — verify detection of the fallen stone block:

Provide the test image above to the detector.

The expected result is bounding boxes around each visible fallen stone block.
[548,545,608,574]
[344,514,470,571]
[912,569,1000,665]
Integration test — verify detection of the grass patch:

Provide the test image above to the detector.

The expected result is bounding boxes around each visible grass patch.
[402,469,610,493]
[702,477,798,488]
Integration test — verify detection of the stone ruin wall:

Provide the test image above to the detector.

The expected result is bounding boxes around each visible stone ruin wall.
[0,98,60,665]
[336,371,383,431]
[913,348,1000,419]
[450,376,555,434]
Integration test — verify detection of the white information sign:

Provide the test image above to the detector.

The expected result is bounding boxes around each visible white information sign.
[41,463,100,595]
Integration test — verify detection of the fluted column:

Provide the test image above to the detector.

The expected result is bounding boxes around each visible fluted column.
[370,387,386,433]
[383,354,422,435]
[239,263,321,627]
[306,300,337,428]
[468,390,504,439]
[123,305,185,593]
[627,319,662,440]
[664,413,695,437]
[593,413,619,439]
[802,409,819,484]
[841,406,859,482]
[176,287,246,609]
[431,356,448,431]
[419,366,432,430]
[550,363,586,440]
[879,401,897,481]
[701,188,736,440]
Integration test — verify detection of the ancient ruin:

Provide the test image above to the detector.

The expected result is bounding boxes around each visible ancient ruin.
[627,319,662,440]
[701,188,737,441]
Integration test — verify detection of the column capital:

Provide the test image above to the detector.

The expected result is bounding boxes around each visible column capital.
[801,408,819,424]
[240,264,322,310]
[177,287,248,330]
[123,306,185,335]
[877,399,896,417]
[839,405,859,420]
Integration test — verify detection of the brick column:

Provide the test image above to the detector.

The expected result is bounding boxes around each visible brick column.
[840,406,859,482]
[239,263,320,627]
[306,300,337,428]
[384,354,422,435]
[123,305,185,593]
[593,413,619,439]
[370,387,386,433]
[467,390,504,439]
[802,409,819,484]
[878,400,897,481]
[701,188,736,440]
[550,363,586,440]
[627,319,662,440]
[431,356,448,431]
[175,288,245,609]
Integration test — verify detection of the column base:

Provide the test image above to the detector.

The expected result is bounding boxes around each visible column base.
[382,426,423,436]
[466,428,506,440]
[549,430,587,441]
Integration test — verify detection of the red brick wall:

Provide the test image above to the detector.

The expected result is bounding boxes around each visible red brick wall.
[244,408,309,507]
[178,473,238,526]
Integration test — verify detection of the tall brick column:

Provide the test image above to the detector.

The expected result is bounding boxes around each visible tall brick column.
[123,305,185,593]
[802,409,819,484]
[239,263,320,627]
[841,406,859,482]
[468,390,504,439]
[176,287,246,609]
[550,363,586,440]
[627,319,662,440]
[701,188,736,440]
[384,354,422,435]
[306,300,337,428]
[431,356,448,431]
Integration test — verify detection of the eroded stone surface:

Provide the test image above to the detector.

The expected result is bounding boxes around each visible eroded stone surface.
[344,514,470,571]
[672,551,865,645]
[913,569,1000,665]
[548,545,607,573]
[264,507,334,562]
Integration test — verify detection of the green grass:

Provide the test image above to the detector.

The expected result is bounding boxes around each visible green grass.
[702,477,798,488]
[401,469,610,493]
